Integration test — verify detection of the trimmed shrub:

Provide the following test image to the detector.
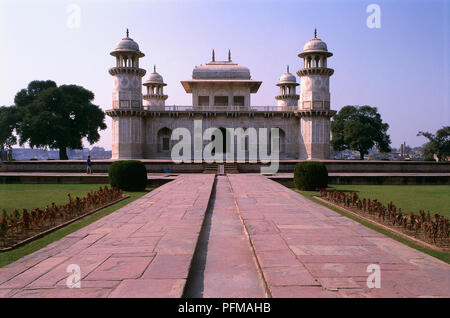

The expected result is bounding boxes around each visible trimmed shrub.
[108,160,147,191]
[294,161,328,191]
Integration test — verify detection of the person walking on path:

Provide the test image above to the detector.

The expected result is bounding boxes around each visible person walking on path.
[86,155,93,174]
[7,148,12,161]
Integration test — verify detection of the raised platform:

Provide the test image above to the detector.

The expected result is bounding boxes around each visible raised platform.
[269,172,450,185]
[241,160,450,174]
[0,172,177,186]
[1,160,449,185]
[2,159,449,174]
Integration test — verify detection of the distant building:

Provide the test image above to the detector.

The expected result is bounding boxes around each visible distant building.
[400,142,406,157]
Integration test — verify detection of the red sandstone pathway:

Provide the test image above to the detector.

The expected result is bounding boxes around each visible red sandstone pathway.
[228,174,450,298]
[200,176,266,297]
[0,174,215,298]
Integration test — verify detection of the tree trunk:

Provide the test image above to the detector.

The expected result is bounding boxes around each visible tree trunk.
[59,147,68,160]
[359,151,365,160]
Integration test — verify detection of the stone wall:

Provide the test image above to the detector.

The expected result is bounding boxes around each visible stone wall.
[143,112,300,159]
[3,160,449,174]
[271,174,450,186]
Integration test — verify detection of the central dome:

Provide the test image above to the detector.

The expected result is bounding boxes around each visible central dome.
[193,61,251,80]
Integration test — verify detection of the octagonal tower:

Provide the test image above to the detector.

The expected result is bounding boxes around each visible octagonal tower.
[143,65,168,110]
[108,29,146,159]
[297,29,336,159]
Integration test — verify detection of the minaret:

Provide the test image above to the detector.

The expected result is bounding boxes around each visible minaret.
[296,29,336,159]
[107,29,146,159]
[275,65,299,109]
[143,65,168,109]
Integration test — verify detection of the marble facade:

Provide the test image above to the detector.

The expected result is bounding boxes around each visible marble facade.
[106,29,336,161]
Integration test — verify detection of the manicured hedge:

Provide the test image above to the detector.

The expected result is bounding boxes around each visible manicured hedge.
[108,160,147,191]
[294,161,328,191]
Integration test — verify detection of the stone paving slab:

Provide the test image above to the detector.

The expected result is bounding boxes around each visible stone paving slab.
[0,174,215,298]
[228,174,450,298]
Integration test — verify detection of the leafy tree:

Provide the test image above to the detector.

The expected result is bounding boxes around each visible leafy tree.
[12,80,106,160]
[331,105,391,160]
[417,126,450,162]
[0,106,18,159]
[14,80,57,107]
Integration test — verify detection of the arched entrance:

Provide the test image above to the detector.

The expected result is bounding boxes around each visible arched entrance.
[268,128,286,155]
[211,127,228,158]
[157,127,172,153]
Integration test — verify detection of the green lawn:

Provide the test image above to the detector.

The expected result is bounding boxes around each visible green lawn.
[0,184,152,267]
[327,185,450,217]
[0,184,114,214]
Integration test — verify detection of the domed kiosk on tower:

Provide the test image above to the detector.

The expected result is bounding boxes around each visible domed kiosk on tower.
[112,35,145,57]
[143,65,168,109]
[109,29,146,110]
[275,66,299,109]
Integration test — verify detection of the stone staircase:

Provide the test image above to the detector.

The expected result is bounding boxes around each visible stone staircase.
[203,163,219,174]
[203,162,239,175]
[224,163,239,174]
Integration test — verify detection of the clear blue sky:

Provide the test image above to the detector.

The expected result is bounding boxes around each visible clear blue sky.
[0,0,448,150]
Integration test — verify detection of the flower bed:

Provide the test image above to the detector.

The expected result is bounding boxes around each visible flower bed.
[319,189,449,249]
[0,186,124,249]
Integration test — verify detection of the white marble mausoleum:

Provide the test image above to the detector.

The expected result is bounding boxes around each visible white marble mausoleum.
[106,29,336,160]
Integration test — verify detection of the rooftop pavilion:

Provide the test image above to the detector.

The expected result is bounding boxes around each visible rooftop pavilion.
[181,50,262,109]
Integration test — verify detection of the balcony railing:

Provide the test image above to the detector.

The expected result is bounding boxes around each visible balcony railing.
[144,105,300,112]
